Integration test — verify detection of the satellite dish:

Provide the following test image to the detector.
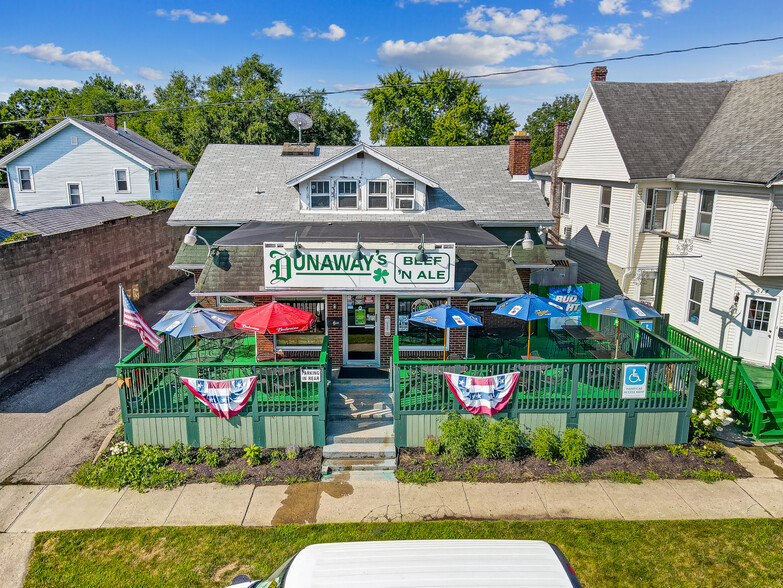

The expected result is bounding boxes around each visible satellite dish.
[288,112,313,144]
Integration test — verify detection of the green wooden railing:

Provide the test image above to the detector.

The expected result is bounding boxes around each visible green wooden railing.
[116,337,330,447]
[667,325,740,389]
[731,364,768,439]
[772,356,783,398]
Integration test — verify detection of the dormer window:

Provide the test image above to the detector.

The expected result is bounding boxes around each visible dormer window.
[338,180,358,209]
[310,180,330,209]
[368,181,388,209]
[395,181,415,210]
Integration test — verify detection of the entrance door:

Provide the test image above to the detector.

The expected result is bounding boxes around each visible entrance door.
[344,295,378,364]
[739,296,776,364]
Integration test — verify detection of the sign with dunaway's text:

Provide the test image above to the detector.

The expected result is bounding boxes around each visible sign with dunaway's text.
[263,244,455,290]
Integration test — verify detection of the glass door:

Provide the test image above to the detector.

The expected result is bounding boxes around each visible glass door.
[345,295,377,364]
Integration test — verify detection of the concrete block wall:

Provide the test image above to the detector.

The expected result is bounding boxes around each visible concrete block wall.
[0,209,186,378]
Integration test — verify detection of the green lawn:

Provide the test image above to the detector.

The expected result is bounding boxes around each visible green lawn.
[25,519,783,587]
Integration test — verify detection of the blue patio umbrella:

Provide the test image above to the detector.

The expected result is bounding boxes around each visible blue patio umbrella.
[493,294,568,359]
[582,295,662,358]
[409,304,483,360]
[153,308,235,360]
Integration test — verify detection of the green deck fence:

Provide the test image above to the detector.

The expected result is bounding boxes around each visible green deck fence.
[666,325,740,389]
[117,336,330,448]
[392,321,696,448]
[731,364,769,439]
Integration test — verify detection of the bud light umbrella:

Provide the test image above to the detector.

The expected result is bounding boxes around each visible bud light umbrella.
[235,301,316,334]
[152,308,235,360]
[409,304,483,360]
[492,294,568,359]
[582,295,662,358]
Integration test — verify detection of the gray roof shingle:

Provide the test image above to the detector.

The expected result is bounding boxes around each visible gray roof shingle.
[168,144,553,225]
[531,160,552,177]
[0,201,150,240]
[591,80,731,180]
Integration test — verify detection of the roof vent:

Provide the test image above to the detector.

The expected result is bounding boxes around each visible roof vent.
[282,142,317,156]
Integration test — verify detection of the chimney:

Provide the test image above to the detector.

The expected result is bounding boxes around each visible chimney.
[591,66,608,82]
[549,121,569,243]
[104,114,117,130]
[508,131,531,177]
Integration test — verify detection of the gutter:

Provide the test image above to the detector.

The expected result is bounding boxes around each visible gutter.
[477,219,555,228]
[620,183,640,292]
[632,176,767,188]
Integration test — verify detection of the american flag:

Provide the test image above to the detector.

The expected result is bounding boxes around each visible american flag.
[121,287,163,352]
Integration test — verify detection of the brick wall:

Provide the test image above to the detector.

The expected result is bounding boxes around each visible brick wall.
[0,210,186,378]
[326,294,343,366]
[448,296,469,356]
[379,295,396,365]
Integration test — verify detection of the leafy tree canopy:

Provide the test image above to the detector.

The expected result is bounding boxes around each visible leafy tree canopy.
[364,67,517,146]
[524,93,580,168]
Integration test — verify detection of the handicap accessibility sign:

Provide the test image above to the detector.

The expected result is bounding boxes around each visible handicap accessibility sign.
[622,364,649,399]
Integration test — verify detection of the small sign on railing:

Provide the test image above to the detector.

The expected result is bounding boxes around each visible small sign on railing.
[622,364,649,399]
[301,368,322,383]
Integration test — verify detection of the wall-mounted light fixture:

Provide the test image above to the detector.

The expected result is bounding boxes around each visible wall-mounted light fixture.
[288,231,303,259]
[183,227,212,261]
[415,234,427,263]
[508,230,535,260]
[385,302,390,311]
[352,232,364,261]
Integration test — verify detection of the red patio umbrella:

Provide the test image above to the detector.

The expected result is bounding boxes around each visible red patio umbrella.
[235,301,315,334]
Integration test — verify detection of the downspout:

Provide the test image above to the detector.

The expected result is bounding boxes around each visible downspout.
[620,183,640,293]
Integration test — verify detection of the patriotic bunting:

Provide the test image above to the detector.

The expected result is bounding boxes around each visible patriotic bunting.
[444,371,520,416]
[180,376,257,419]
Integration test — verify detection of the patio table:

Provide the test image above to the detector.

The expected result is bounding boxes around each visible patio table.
[589,348,632,360]
[563,324,610,355]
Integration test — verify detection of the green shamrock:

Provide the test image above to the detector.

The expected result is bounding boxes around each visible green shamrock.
[373,268,389,284]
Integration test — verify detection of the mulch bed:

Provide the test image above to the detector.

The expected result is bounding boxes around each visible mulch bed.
[168,447,322,485]
[397,441,751,483]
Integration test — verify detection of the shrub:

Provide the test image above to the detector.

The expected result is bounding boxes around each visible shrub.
[478,418,521,461]
[214,468,245,485]
[167,441,195,464]
[129,199,177,211]
[645,470,660,480]
[439,412,487,459]
[269,449,286,467]
[559,428,589,467]
[72,444,185,491]
[217,438,233,460]
[666,444,688,457]
[244,445,264,467]
[691,379,733,439]
[286,444,301,460]
[529,425,560,463]
[424,436,442,456]
[2,231,38,244]
[203,450,221,469]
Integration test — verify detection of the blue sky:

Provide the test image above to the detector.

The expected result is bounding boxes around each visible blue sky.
[2,0,783,142]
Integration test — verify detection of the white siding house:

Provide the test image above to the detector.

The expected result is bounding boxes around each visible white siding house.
[549,70,783,366]
[0,117,192,212]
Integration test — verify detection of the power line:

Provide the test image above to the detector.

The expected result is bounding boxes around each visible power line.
[1,34,782,126]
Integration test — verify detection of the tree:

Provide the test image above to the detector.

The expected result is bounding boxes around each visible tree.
[364,68,517,146]
[524,94,580,168]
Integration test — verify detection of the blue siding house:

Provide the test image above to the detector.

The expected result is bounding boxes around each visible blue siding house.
[0,115,193,212]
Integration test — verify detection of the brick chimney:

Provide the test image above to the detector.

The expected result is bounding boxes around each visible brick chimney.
[104,114,117,130]
[508,131,531,177]
[591,66,608,82]
[549,121,569,243]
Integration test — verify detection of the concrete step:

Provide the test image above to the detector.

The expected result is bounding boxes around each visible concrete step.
[330,387,391,397]
[328,407,392,420]
[322,457,397,472]
[322,469,397,482]
[326,421,394,444]
[322,442,396,460]
[328,395,392,411]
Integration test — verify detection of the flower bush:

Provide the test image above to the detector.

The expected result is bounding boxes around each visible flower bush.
[691,378,733,439]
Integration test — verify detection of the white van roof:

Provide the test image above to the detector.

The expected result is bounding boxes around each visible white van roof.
[281,539,575,587]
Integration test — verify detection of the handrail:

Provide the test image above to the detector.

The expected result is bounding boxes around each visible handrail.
[732,364,768,438]
[667,325,740,387]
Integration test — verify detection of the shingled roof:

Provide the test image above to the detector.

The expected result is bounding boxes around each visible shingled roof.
[168,143,553,225]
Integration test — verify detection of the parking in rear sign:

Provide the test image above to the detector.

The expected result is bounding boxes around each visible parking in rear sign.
[622,364,649,399]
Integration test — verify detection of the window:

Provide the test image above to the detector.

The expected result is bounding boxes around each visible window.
[176,170,181,190]
[687,278,703,325]
[397,298,447,348]
[115,169,130,193]
[639,271,657,299]
[17,167,34,192]
[338,180,358,209]
[395,181,415,210]
[310,180,330,209]
[644,188,670,231]
[153,170,160,192]
[562,182,571,215]
[70,136,78,146]
[696,190,714,238]
[216,295,253,308]
[746,299,772,332]
[368,180,388,209]
[598,186,611,225]
[275,299,326,348]
[66,182,82,205]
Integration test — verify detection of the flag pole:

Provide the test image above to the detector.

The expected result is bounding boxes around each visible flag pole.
[118,283,123,362]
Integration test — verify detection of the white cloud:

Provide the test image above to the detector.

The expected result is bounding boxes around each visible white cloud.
[654,0,692,13]
[397,0,461,5]
[642,10,653,17]
[332,83,370,91]
[553,0,572,6]
[319,24,346,41]
[598,0,630,15]
[302,27,317,40]
[0,92,10,101]
[13,78,81,90]
[357,36,370,43]
[5,43,120,73]
[338,97,369,109]
[378,33,536,69]
[462,64,572,87]
[535,43,554,56]
[257,20,294,38]
[464,6,577,41]
[575,24,644,57]
[740,54,783,77]
[138,67,165,80]
[155,9,228,24]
